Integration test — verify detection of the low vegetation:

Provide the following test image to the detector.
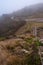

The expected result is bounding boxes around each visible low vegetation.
[0,35,42,65]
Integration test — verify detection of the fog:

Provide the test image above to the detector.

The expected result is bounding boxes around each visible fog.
[0,0,43,15]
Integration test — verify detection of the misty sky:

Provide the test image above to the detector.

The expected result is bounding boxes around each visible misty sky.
[0,0,43,15]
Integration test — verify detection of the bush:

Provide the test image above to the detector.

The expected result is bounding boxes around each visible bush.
[25,38,33,43]
[0,37,6,41]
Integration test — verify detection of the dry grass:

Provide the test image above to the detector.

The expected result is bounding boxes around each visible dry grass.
[0,37,33,65]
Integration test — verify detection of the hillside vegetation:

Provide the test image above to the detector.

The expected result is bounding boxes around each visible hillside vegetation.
[0,3,43,65]
[0,35,42,65]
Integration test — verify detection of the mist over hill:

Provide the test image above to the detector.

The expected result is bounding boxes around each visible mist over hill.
[11,3,43,18]
[0,3,43,37]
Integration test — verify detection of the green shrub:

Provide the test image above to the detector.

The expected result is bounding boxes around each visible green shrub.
[0,37,6,41]
[25,38,33,43]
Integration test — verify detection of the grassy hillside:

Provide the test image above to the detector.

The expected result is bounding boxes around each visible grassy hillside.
[15,21,43,35]
[0,3,43,65]
[0,35,41,65]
